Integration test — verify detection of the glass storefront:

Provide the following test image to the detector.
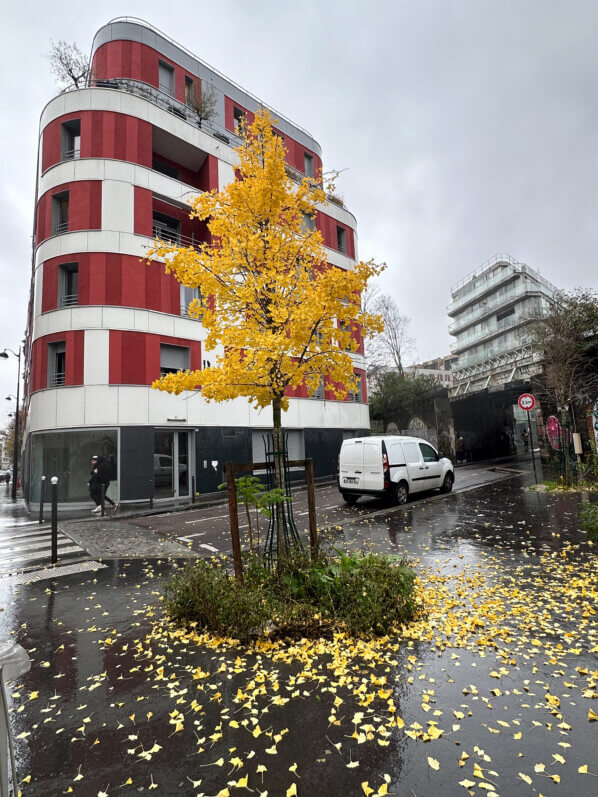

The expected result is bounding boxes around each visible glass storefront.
[29,429,118,503]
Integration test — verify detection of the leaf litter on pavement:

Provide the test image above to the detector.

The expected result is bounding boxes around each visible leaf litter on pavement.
[6,486,598,796]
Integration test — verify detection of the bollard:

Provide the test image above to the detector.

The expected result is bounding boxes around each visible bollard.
[149,479,154,510]
[50,476,58,565]
[100,483,105,517]
[191,476,196,504]
[39,475,46,525]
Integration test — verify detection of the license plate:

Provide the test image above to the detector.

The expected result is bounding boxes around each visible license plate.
[343,477,358,484]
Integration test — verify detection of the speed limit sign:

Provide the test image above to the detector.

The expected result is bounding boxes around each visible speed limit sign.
[518,393,535,411]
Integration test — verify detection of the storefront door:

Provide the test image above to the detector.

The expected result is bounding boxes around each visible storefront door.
[154,431,191,500]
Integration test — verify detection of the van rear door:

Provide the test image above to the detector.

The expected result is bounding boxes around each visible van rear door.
[363,440,384,491]
[339,439,364,489]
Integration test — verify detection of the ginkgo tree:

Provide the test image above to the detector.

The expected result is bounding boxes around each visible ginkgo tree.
[148,109,384,548]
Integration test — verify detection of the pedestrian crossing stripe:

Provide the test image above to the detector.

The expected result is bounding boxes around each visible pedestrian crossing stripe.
[0,525,88,575]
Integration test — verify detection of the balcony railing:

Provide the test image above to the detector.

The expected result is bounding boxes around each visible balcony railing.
[59,294,78,308]
[54,222,69,234]
[90,77,245,145]
[180,303,203,319]
[62,148,80,161]
[48,372,65,387]
[451,313,527,354]
[152,224,201,249]
[448,283,549,334]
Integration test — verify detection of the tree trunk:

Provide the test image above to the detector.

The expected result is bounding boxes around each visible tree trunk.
[272,394,286,555]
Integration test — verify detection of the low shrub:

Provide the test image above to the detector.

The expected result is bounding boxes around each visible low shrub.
[580,503,598,533]
[165,550,418,641]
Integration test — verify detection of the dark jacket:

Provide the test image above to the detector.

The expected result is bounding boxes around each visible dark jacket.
[89,465,103,490]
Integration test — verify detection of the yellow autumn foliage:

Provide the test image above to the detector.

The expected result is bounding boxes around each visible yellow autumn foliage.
[147,109,384,418]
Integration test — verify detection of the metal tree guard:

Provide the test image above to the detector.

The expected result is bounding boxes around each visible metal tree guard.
[262,433,303,561]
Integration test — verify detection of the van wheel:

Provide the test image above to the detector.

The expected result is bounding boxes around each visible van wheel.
[341,492,359,505]
[441,473,454,493]
[393,482,409,505]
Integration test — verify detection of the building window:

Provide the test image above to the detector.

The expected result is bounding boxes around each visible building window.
[159,61,175,96]
[48,341,66,387]
[180,285,203,318]
[153,210,181,244]
[311,378,325,400]
[51,191,69,235]
[301,212,315,233]
[233,106,246,135]
[160,344,189,377]
[61,119,80,161]
[152,158,181,180]
[349,375,362,402]
[184,77,194,104]
[58,263,78,307]
[336,225,347,254]
[304,152,314,177]
[496,306,515,322]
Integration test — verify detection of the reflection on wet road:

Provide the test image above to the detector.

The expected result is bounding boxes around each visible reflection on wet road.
[1,475,596,796]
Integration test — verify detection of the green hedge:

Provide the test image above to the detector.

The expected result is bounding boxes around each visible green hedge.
[165,550,418,641]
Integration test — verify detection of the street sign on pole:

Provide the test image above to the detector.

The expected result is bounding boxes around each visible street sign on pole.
[518,393,535,411]
[517,394,538,483]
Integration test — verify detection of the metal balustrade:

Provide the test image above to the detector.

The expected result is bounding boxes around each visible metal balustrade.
[49,373,66,387]
[61,148,80,161]
[152,224,201,249]
[54,222,69,234]
[60,294,78,308]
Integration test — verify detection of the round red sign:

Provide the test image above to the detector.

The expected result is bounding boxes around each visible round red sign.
[518,393,535,411]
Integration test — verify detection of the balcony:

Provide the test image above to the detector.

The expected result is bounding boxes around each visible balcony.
[91,77,244,145]
[53,221,68,234]
[451,313,528,354]
[152,224,201,250]
[448,264,519,315]
[449,281,555,334]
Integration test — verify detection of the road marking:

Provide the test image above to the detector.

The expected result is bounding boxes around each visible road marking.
[199,543,218,552]
[185,514,229,525]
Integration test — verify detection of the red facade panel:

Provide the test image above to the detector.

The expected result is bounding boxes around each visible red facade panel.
[31,331,85,392]
[42,111,152,174]
[41,253,182,315]
[316,212,355,259]
[36,181,102,245]
[109,331,202,385]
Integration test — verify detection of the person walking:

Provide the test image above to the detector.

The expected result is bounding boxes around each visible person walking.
[88,455,118,514]
[521,427,530,454]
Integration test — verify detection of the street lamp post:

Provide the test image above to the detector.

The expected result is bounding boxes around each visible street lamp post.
[1,348,22,500]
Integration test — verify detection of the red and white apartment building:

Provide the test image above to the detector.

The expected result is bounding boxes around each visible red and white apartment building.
[22,17,368,508]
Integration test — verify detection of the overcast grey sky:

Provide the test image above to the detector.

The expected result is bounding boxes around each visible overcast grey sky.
[1,0,597,424]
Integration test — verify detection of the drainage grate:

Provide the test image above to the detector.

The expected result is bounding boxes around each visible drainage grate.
[2,561,108,586]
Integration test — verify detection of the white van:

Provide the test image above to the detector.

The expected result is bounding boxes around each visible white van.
[338,435,454,505]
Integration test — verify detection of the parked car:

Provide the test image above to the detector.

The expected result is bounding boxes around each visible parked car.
[338,435,454,505]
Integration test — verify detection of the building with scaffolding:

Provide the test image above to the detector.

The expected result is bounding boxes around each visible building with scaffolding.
[448,254,558,398]
[21,17,367,508]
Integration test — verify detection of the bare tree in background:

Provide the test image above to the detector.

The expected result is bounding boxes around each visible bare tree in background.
[367,294,414,379]
[48,41,90,89]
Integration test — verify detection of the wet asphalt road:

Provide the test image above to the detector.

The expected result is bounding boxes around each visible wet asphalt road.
[131,460,527,557]
[1,470,596,796]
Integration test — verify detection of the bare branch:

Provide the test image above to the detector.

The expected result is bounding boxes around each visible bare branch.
[48,40,90,89]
